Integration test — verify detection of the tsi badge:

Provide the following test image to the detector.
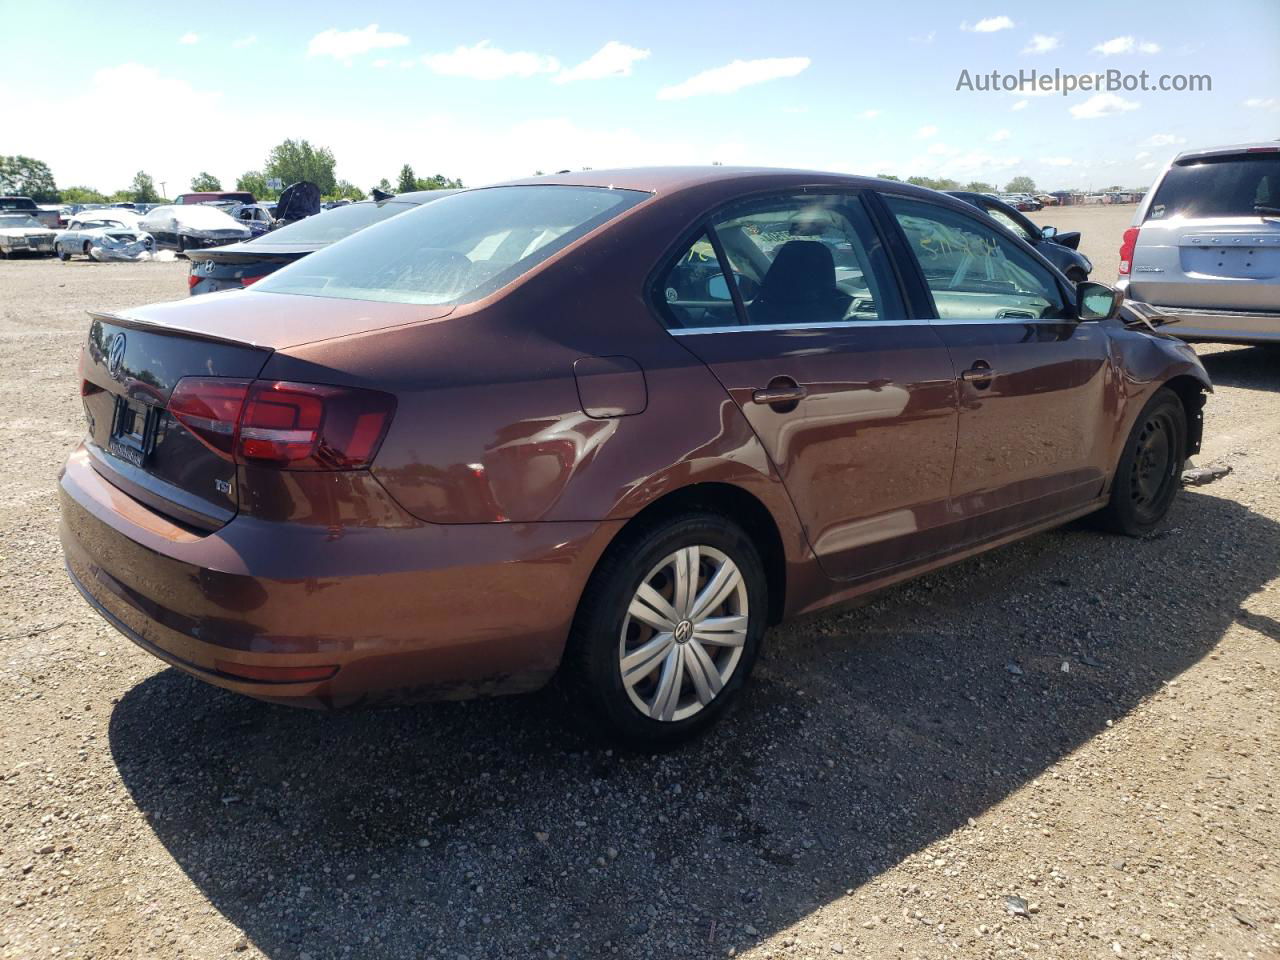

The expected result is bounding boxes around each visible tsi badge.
[214,478,233,496]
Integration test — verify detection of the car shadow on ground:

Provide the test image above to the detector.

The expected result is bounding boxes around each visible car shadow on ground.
[1197,344,1280,392]
[109,491,1280,960]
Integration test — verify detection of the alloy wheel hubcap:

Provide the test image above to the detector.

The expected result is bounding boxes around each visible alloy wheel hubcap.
[618,545,748,722]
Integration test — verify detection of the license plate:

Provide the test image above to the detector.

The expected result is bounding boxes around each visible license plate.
[108,396,160,468]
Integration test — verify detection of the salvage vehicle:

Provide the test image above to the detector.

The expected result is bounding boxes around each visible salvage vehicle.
[947,190,1093,281]
[185,189,457,294]
[0,213,57,257]
[56,210,152,261]
[176,190,255,206]
[0,196,60,229]
[1119,142,1280,344]
[139,203,251,252]
[61,168,1210,745]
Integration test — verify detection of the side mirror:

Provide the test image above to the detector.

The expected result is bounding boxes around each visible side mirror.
[1077,280,1123,321]
[1040,225,1058,241]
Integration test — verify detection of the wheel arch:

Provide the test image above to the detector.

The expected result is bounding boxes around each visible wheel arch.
[1162,373,1210,456]
[599,482,788,626]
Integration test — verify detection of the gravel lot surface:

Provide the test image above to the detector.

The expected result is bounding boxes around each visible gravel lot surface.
[1,241,1277,960]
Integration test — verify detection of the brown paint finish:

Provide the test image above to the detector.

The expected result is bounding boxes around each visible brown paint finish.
[675,324,959,580]
[58,167,1212,708]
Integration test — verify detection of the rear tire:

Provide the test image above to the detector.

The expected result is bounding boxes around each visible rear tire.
[561,512,768,747]
[56,243,70,262]
[1097,388,1187,536]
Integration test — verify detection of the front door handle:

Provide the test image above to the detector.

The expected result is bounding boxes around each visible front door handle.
[960,364,997,383]
[752,384,807,405]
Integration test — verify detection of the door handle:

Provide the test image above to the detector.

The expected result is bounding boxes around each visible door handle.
[752,385,807,405]
[960,364,997,383]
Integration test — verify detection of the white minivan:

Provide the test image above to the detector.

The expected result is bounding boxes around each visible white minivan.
[1119,142,1280,345]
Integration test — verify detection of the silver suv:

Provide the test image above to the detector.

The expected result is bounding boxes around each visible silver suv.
[1119,142,1280,344]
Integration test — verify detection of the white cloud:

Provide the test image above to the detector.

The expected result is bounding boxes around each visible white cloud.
[422,40,559,79]
[989,128,1011,142]
[1011,99,1028,111]
[1093,35,1160,55]
[555,41,649,83]
[372,58,391,69]
[1094,36,1134,55]
[916,124,939,138]
[1040,156,1075,166]
[1022,34,1059,54]
[232,34,257,49]
[1069,92,1139,119]
[178,32,199,45]
[657,56,810,100]
[1144,133,1185,146]
[860,109,881,119]
[1244,97,1277,109]
[308,24,410,63]
[963,16,1015,32]
[1134,151,1151,160]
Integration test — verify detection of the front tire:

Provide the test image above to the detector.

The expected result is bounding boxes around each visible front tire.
[562,512,768,747]
[56,242,70,261]
[1098,388,1187,536]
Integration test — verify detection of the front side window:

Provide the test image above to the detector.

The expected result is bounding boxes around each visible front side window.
[256,185,648,305]
[884,195,1067,321]
[656,193,898,330]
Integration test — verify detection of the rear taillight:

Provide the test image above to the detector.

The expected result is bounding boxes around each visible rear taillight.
[167,377,395,470]
[1118,226,1140,276]
[169,378,251,458]
[240,275,264,287]
[187,273,200,289]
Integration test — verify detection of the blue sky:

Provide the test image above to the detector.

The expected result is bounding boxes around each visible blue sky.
[3,0,1277,196]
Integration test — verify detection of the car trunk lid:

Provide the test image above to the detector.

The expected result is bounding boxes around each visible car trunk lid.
[80,315,273,531]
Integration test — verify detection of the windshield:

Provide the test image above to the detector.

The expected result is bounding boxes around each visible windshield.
[0,215,42,228]
[256,185,649,305]
[76,220,125,229]
[0,198,38,211]
[1148,153,1280,219]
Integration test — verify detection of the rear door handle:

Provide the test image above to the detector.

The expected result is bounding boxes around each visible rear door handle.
[752,385,807,404]
[960,364,997,383]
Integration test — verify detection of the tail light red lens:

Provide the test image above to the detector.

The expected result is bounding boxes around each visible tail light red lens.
[187,273,200,289]
[1118,227,1140,276]
[167,378,395,470]
[240,275,264,287]
[169,378,251,458]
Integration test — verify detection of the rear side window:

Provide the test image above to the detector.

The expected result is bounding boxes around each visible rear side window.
[1148,153,1280,220]
[257,185,648,305]
[656,193,901,330]
[884,195,1068,321]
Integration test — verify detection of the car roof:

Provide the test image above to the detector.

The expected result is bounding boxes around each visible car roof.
[492,166,948,201]
[1172,141,1280,162]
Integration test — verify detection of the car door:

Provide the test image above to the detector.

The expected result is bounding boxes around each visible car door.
[655,191,959,582]
[879,193,1113,543]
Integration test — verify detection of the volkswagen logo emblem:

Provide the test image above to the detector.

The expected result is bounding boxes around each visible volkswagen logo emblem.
[107,334,126,380]
[674,619,694,643]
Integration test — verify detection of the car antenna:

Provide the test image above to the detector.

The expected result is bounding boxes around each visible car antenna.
[372,189,395,202]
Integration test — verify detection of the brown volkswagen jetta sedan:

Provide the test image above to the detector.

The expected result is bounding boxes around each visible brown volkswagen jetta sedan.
[61,168,1211,745]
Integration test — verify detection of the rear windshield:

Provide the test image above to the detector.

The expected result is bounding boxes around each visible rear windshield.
[1148,153,1280,220]
[252,199,417,245]
[255,185,649,306]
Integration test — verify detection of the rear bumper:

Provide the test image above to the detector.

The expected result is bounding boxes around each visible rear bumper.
[60,445,621,708]
[1122,298,1280,344]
